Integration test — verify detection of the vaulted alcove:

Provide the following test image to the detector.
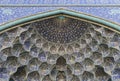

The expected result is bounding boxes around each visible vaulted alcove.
[0,9,120,81]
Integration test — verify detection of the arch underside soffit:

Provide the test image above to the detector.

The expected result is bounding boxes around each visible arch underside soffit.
[0,10,120,81]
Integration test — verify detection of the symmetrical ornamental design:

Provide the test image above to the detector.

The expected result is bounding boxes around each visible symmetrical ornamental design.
[0,14,120,81]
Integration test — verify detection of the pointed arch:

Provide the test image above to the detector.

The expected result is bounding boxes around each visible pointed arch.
[0,9,120,33]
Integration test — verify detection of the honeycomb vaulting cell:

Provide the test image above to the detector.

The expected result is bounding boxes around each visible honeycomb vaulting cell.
[0,13,120,81]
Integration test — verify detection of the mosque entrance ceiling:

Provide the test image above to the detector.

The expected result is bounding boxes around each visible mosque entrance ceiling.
[0,10,120,81]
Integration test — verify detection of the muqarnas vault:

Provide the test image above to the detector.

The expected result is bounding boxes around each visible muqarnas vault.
[0,13,120,81]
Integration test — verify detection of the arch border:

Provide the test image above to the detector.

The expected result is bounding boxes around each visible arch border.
[0,9,120,33]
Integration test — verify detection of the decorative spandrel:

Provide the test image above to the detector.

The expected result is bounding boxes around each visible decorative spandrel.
[0,14,120,81]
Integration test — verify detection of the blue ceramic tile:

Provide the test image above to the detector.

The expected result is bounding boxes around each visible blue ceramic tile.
[0,7,120,25]
[0,0,120,4]
[0,0,120,25]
